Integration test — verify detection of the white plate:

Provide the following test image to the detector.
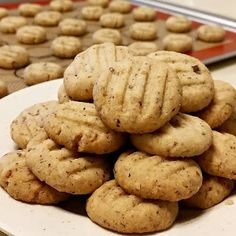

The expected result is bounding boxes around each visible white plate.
[0,79,236,236]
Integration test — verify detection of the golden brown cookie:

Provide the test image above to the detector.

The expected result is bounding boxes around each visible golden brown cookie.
[88,0,109,8]
[59,18,87,36]
[93,28,122,45]
[130,22,157,40]
[0,7,8,19]
[50,0,73,12]
[100,13,125,28]
[81,6,103,20]
[166,15,192,33]
[0,80,8,98]
[0,150,69,204]
[18,3,42,17]
[109,0,132,14]
[93,56,182,133]
[34,11,62,27]
[197,25,225,42]
[128,42,158,56]
[0,16,27,34]
[58,84,71,103]
[133,6,156,21]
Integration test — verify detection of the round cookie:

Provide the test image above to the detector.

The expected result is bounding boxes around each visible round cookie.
[197,25,225,43]
[88,0,109,8]
[183,175,234,209]
[51,36,82,58]
[16,25,46,44]
[100,13,125,28]
[93,28,122,45]
[26,139,111,194]
[64,42,131,101]
[109,0,132,14]
[133,6,156,22]
[10,101,57,149]
[166,15,192,33]
[0,7,8,19]
[197,131,236,180]
[19,3,42,17]
[128,42,158,56]
[23,62,63,85]
[0,80,8,98]
[34,11,62,27]
[44,101,126,154]
[59,18,87,36]
[81,6,103,21]
[0,16,27,34]
[49,0,73,12]
[163,34,193,53]
[93,56,182,133]
[0,45,29,69]
[114,151,203,201]
[197,80,236,129]
[131,113,212,158]
[148,51,214,113]
[86,180,179,234]
[58,84,71,103]
[130,22,157,40]
[0,150,69,204]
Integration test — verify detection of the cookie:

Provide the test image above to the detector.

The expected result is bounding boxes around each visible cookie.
[109,0,132,14]
[58,84,71,103]
[34,11,62,27]
[133,6,156,22]
[0,45,29,69]
[163,34,193,53]
[23,62,63,85]
[130,22,157,40]
[10,101,57,149]
[0,150,69,204]
[0,16,27,34]
[183,175,234,209]
[148,51,214,113]
[81,6,103,20]
[44,101,126,154]
[93,56,182,133]
[86,180,179,233]
[166,15,192,33]
[197,80,236,129]
[0,7,8,19]
[114,151,203,201]
[16,25,46,44]
[50,0,73,12]
[100,13,125,28]
[18,3,42,17]
[59,18,87,36]
[197,25,225,42]
[51,36,82,58]
[64,43,130,101]
[26,139,111,194]
[197,131,236,180]
[0,80,8,98]
[88,0,109,8]
[131,113,212,158]
[93,28,122,45]
[128,42,158,56]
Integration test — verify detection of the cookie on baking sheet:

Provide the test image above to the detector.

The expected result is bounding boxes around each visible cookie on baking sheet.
[0,150,69,204]
[197,131,236,180]
[59,18,87,36]
[130,22,157,40]
[114,151,202,201]
[197,25,225,42]
[197,80,236,129]
[44,101,126,154]
[50,0,73,12]
[16,25,46,44]
[88,0,109,8]
[166,15,192,33]
[131,113,212,158]
[19,3,42,17]
[81,6,103,20]
[133,6,156,22]
[93,56,181,133]
[10,101,57,149]
[128,42,158,56]
[0,80,8,98]
[26,139,111,194]
[0,7,8,19]
[58,84,71,103]
[0,16,27,34]
[183,175,234,209]
[163,34,193,53]
[23,62,63,85]
[86,180,179,234]
[148,51,214,113]
[34,11,62,27]
[100,13,125,28]
[64,42,130,101]
[109,0,132,14]
[51,36,82,58]
[93,28,122,45]
[0,45,29,69]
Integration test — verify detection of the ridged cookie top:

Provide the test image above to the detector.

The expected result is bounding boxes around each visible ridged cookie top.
[44,101,126,154]
[64,42,130,101]
[93,56,182,133]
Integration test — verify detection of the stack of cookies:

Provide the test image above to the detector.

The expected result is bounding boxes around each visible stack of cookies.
[1,42,236,234]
